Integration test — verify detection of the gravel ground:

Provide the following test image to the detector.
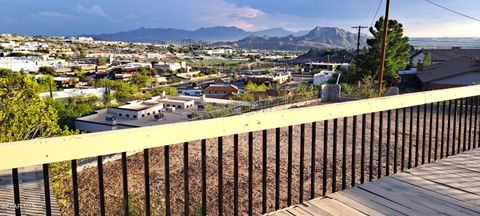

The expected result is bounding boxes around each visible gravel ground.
[58,103,479,215]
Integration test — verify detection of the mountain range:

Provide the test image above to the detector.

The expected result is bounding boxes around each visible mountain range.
[216,27,364,50]
[86,26,298,42]
[85,26,365,50]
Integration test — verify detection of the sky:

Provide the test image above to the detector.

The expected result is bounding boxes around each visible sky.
[0,0,479,37]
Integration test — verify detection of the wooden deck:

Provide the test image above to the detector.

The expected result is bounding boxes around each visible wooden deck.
[269,148,480,216]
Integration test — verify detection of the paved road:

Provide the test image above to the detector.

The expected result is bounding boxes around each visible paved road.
[0,166,61,215]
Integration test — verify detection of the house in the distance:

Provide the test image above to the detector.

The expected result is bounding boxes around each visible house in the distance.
[417,57,480,90]
[203,84,239,99]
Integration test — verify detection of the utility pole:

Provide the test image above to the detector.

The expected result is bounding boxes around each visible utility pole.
[378,0,391,97]
[351,26,368,57]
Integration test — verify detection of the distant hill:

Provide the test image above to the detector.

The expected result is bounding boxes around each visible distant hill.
[410,37,480,49]
[216,27,366,51]
[85,26,297,42]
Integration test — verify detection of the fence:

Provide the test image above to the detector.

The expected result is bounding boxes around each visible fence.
[0,84,479,215]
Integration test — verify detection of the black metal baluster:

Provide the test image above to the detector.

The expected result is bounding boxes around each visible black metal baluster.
[218,137,223,216]
[428,103,433,163]
[468,97,474,150]
[386,110,391,176]
[287,126,293,205]
[43,164,52,216]
[394,109,399,173]
[342,117,347,190]
[234,135,239,215]
[143,149,150,216]
[12,168,21,216]
[422,104,427,165]
[201,139,207,216]
[378,111,383,179]
[323,120,328,195]
[402,108,406,171]
[415,106,420,167]
[360,114,366,184]
[262,130,268,213]
[474,97,479,148]
[369,113,375,181]
[446,101,452,157]
[72,160,80,216]
[275,128,281,209]
[121,153,129,215]
[183,143,189,216]
[435,102,440,161]
[352,116,357,186]
[408,106,413,169]
[97,156,105,216]
[299,125,305,203]
[332,119,338,192]
[458,99,464,153]
[463,98,469,151]
[311,122,317,199]
[248,133,254,215]
[441,101,446,159]
[164,146,171,216]
[452,99,458,155]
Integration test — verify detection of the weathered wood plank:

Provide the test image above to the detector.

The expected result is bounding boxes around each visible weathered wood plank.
[307,198,366,216]
[296,200,333,216]
[392,172,480,206]
[328,191,400,216]
[359,178,452,215]
[333,187,418,215]
[386,177,480,214]
[286,206,316,216]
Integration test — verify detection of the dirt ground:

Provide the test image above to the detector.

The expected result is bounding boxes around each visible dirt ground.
[59,103,479,215]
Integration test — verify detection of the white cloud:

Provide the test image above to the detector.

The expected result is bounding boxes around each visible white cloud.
[74,5,108,17]
[36,11,73,19]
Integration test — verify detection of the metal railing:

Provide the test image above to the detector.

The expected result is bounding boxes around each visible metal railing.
[1,85,480,215]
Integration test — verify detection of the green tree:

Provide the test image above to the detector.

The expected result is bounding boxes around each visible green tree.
[357,17,410,85]
[0,72,67,142]
[96,79,139,103]
[245,81,270,92]
[71,66,85,78]
[38,66,57,76]
[96,57,107,66]
[151,86,177,96]
[424,52,432,66]
[45,96,97,129]
[131,71,152,88]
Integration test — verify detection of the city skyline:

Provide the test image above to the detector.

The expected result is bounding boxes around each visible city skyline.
[0,0,479,37]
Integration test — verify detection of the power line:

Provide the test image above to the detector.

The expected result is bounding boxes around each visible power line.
[424,0,480,22]
[369,0,384,27]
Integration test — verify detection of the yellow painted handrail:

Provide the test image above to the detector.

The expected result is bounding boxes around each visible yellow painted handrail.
[0,84,479,170]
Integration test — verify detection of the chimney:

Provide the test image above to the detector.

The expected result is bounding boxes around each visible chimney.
[416,62,424,72]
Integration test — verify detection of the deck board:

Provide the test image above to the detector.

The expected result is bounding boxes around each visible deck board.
[268,148,480,216]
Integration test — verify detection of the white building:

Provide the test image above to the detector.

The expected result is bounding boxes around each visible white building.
[0,56,66,72]
[39,88,108,101]
[154,61,190,72]
[75,92,195,132]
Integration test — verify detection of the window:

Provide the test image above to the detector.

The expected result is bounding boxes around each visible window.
[177,105,181,108]
[119,113,122,117]
[153,111,156,114]
[148,113,150,116]
[142,114,145,117]
[126,114,130,118]
[133,115,137,118]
